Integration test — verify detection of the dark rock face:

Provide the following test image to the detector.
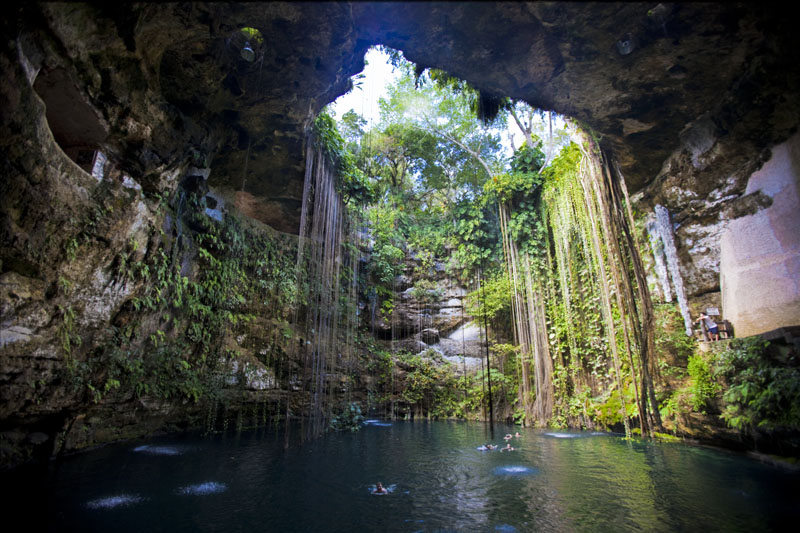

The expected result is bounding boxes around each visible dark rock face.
[6,3,797,234]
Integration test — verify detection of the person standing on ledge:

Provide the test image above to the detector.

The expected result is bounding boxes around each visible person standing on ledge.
[695,312,719,341]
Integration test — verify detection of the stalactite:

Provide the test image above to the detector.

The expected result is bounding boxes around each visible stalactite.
[646,219,673,302]
[655,204,693,336]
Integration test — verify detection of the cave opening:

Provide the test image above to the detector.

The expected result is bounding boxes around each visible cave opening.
[2,7,800,519]
[303,44,671,437]
[32,67,109,179]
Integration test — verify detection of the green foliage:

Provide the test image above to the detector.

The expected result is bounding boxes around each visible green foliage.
[57,305,81,363]
[715,338,800,432]
[462,366,517,415]
[657,351,718,426]
[57,276,72,296]
[68,188,301,406]
[390,352,464,419]
[314,112,376,205]
[465,272,510,324]
[449,199,502,278]
[366,204,405,275]
[399,353,438,405]
[330,402,365,432]
[370,241,405,285]
[594,386,638,428]
[366,349,394,381]
[482,170,543,206]
[65,238,79,261]
[659,391,682,428]
[409,279,441,303]
[687,353,720,412]
[654,303,696,363]
[240,27,263,44]
[510,142,545,174]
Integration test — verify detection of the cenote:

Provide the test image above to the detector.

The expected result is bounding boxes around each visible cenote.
[5,421,798,532]
[3,4,800,531]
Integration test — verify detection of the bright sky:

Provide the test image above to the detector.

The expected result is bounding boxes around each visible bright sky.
[328,47,572,160]
[329,48,400,126]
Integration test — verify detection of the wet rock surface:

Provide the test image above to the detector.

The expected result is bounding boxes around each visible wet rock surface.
[5,3,798,233]
[368,254,485,358]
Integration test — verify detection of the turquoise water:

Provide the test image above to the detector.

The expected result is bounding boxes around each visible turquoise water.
[4,421,798,531]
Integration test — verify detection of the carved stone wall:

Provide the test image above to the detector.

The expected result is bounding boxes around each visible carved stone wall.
[720,132,800,337]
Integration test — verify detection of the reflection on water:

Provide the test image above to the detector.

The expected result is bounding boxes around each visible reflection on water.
[3,421,799,532]
[493,465,537,476]
[544,432,582,439]
[133,444,183,455]
[85,494,144,509]
[177,481,227,495]
[364,419,393,427]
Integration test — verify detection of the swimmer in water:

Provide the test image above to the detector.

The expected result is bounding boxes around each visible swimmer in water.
[374,482,387,494]
[504,433,513,441]
[486,444,498,450]
[515,432,522,438]
[501,443,515,452]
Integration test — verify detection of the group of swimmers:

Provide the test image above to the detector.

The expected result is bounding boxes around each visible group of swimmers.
[478,432,522,452]
[374,433,524,494]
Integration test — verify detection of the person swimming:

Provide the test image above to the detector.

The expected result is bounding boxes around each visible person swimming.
[514,432,521,438]
[374,482,387,494]
[501,443,515,452]
[504,433,513,441]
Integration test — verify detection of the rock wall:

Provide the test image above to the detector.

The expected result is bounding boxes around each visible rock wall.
[6,3,797,234]
[369,255,484,360]
[636,130,800,338]
[0,29,308,464]
[720,132,800,337]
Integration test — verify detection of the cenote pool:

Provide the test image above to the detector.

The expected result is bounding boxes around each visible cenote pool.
[5,421,798,531]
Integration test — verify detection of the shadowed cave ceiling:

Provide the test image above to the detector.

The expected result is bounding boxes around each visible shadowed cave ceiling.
[11,2,800,233]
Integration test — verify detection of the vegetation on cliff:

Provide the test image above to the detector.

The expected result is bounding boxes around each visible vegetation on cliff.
[313,49,799,455]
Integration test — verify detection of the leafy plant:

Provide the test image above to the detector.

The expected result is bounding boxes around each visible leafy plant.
[654,303,696,364]
[715,337,800,432]
[330,402,365,431]
[687,353,719,412]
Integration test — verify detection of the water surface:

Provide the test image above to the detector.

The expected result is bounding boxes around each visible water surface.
[4,421,798,531]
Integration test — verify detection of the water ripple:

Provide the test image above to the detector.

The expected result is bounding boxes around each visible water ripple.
[86,494,144,509]
[133,444,182,455]
[494,465,538,476]
[543,432,581,439]
[364,420,393,427]
[177,481,227,495]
